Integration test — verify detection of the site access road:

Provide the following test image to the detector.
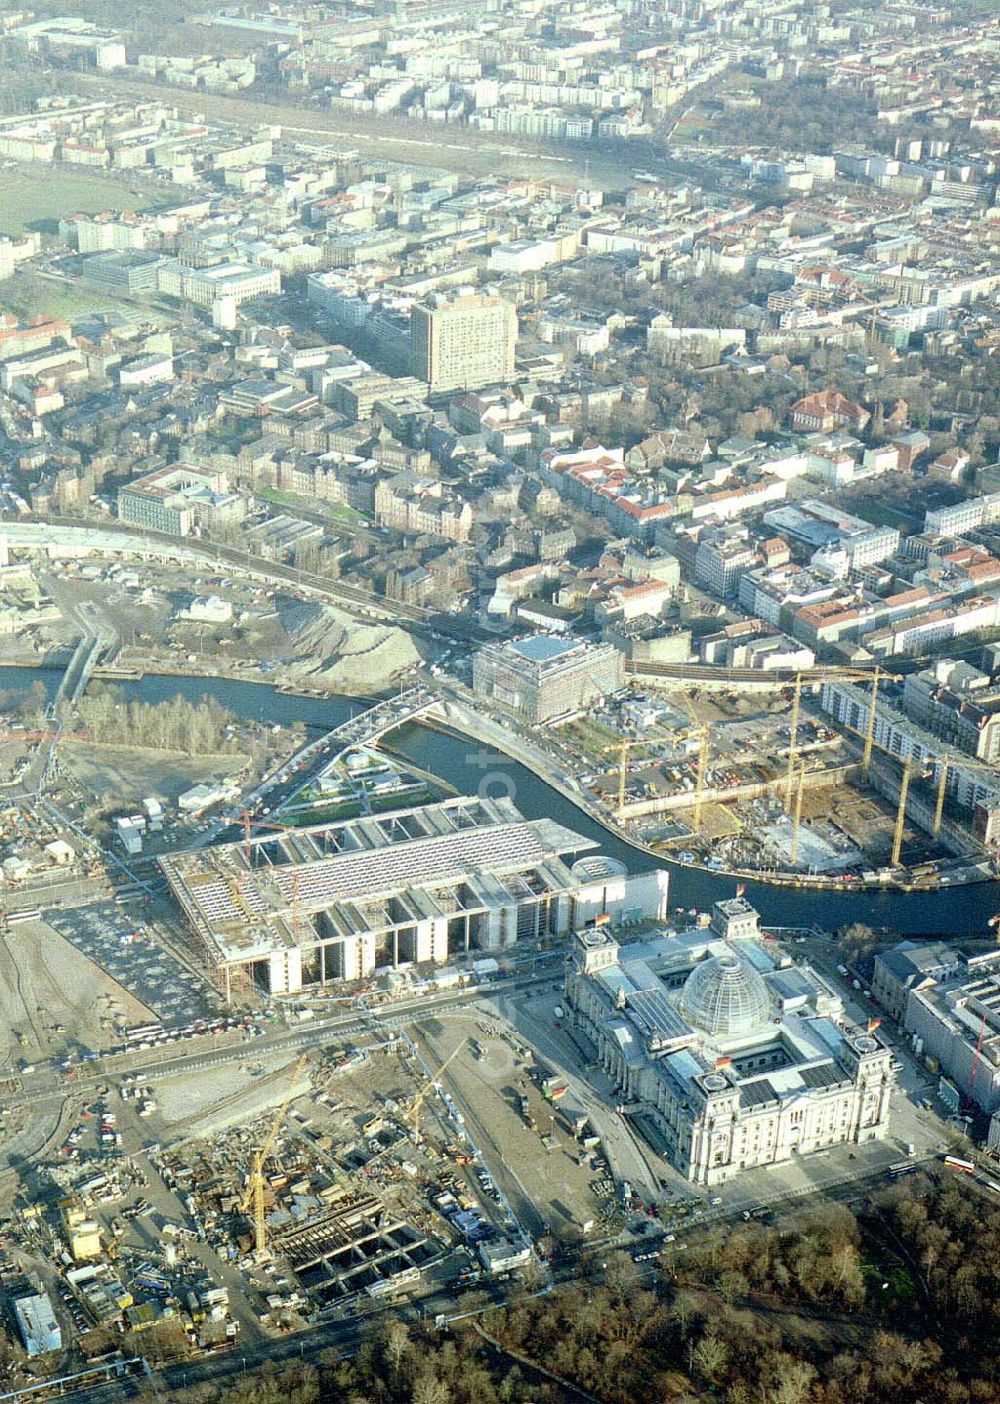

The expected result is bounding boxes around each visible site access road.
[0,962,567,1122]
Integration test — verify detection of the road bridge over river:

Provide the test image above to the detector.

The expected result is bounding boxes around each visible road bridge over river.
[240,687,440,818]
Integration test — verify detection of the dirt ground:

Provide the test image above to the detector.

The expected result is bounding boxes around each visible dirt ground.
[0,1096,69,1184]
[413,1013,603,1238]
[685,802,742,839]
[810,784,914,859]
[154,1056,312,1144]
[63,744,246,810]
[0,918,154,1067]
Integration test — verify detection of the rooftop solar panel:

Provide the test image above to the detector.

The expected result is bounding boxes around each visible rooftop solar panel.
[799,1062,847,1090]
[168,812,592,943]
[739,1079,779,1108]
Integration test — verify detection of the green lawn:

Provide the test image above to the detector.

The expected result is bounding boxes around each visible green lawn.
[0,269,140,323]
[566,716,637,759]
[257,486,365,523]
[279,785,433,826]
[0,164,176,236]
[847,497,921,532]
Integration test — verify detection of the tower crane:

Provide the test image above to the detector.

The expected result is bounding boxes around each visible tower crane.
[933,756,950,838]
[784,666,901,812]
[239,812,309,941]
[239,1053,309,1259]
[240,809,302,846]
[890,757,926,868]
[675,695,711,835]
[690,719,711,835]
[601,737,648,822]
[789,760,807,868]
[364,1040,468,1171]
[835,707,999,859]
[786,664,1000,875]
[793,670,998,868]
[928,752,1000,837]
[602,703,709,831]
[406,1041,466,1139]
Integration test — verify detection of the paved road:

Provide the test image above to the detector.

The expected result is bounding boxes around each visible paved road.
[60,1317,363,1404]
[59,1143,952,1404]
[0,967,564,1120]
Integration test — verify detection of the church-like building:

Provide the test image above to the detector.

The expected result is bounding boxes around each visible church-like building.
[565,899,894,1186]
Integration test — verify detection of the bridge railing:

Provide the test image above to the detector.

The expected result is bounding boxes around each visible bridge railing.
[241,690,435,811]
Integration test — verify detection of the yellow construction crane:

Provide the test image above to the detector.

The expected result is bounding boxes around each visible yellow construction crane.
[224,874,256,925]
[929,752,1000,837]
[240,1053,309,1258]
[602,702,710,831]
[784,673,806,810]
[890,758,926,868]
[815,675,965,845]
[789,760,807,868]
[831,714,997,866]
[784,666,902,811]
[690,720,710,834]
[602,737,647,821]
[887,748,993,866]
[932,756,950,837]
[406,1041,466,1139]
[362,1040,468,1170]
[791,670,999,869]
[674,696,711,835]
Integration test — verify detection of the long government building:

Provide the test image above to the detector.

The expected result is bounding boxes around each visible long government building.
[161,794,669,997]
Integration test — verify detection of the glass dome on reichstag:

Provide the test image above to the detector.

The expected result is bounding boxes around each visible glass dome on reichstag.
[679,948,772,1039]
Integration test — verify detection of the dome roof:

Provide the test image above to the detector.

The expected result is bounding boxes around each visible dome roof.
[679,948,771,1039]
[572,855,628,882]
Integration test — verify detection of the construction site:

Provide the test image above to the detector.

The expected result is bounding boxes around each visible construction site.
[133,1016,592,1323]
[0,970,683,1394]
[0,1029,523,1382]
[154,1044,455,1319]
[157,792,669,1000]
[557,668,1000,889]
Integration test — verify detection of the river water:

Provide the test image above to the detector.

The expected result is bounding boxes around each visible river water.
[6,666,993,937]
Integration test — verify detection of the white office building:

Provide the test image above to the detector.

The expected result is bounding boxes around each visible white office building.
[162,796,670,997]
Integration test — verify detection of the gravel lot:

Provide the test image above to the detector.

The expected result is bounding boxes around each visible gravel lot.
[45,903,222,1030]
[0,916,154,1064]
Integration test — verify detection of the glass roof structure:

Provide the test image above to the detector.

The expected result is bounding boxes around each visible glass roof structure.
[679,949,772,1039]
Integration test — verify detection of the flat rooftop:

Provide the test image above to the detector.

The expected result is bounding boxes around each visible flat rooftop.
[508,635,580,664]
[161,794,596,966]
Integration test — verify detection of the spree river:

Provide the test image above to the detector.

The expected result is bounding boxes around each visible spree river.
[5,666,994,938]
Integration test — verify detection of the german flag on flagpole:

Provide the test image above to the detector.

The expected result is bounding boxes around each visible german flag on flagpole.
[715,1056,732,1071]
[868,1018,881,1034]
[736,884,746,898]
[595,912,611,927]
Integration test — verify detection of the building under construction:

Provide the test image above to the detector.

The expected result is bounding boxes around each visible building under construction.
[160,795,670,997]
[819,680,1000,847]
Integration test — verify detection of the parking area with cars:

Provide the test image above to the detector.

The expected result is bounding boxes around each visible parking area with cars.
[46,903,223,1029]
